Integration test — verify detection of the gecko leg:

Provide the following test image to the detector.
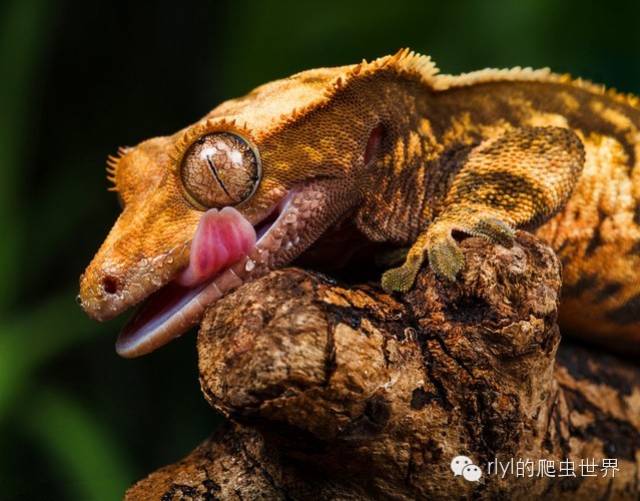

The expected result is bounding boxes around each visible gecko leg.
[382,126,584,292]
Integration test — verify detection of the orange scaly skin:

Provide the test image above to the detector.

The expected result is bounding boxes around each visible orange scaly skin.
[79,49,640,356]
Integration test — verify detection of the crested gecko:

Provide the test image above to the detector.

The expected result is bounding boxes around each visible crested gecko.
[78,49,640,357]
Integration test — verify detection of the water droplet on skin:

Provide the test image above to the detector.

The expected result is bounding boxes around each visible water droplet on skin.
[245,259,255,272]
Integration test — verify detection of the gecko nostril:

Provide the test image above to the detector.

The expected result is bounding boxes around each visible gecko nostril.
[101,275,119,295]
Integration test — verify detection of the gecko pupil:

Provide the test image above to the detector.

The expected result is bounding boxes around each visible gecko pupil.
[180,132,260,209]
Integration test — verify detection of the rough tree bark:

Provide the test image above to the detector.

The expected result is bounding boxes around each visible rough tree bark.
[126,232,640,500]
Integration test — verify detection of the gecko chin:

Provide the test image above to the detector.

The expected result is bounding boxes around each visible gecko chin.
[115,180,346,358]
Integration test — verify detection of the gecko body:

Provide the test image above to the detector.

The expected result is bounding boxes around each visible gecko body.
[79,49,640,356]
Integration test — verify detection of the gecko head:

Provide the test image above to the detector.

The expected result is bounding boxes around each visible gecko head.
[78,55,403,358]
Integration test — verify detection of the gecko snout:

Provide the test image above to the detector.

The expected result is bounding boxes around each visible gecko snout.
[78,239,193,324]
[77,268,126,322]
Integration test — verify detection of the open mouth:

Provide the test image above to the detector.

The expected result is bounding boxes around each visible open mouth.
[115,195,291,358]
[112,178,356,358]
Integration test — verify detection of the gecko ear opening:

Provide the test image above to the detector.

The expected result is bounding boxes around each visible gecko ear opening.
[364,123,385,166]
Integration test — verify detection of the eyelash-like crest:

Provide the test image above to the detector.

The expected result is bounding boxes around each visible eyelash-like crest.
[105,146,129,192]
[169,118,255,171]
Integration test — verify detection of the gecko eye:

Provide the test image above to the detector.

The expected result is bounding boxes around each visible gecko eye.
[180,132,261,208]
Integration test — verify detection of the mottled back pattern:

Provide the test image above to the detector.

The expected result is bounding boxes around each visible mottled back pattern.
[81,49,640,354]
[421,79,640,347]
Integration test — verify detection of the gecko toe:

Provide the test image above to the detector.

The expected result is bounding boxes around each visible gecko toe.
[472,216,516,248]
[427,236,465,282]
[381,261,421,293]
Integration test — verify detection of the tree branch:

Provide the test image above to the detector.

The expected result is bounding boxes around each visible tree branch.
[126,232,640,500]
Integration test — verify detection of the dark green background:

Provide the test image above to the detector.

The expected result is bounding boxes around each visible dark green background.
[0,0,638,499]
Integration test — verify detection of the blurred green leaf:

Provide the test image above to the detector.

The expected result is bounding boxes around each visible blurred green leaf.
[0,291,109,420]
[0,0,51,310]
[25,388,133,501]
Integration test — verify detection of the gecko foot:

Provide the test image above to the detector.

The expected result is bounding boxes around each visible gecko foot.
[427,214,515,281]
[381,214,515,291]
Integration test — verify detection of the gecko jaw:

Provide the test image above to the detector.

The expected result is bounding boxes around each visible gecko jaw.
[114,185,324,358]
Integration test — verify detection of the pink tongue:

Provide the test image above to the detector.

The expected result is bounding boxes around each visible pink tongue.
[177,206,256,287]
